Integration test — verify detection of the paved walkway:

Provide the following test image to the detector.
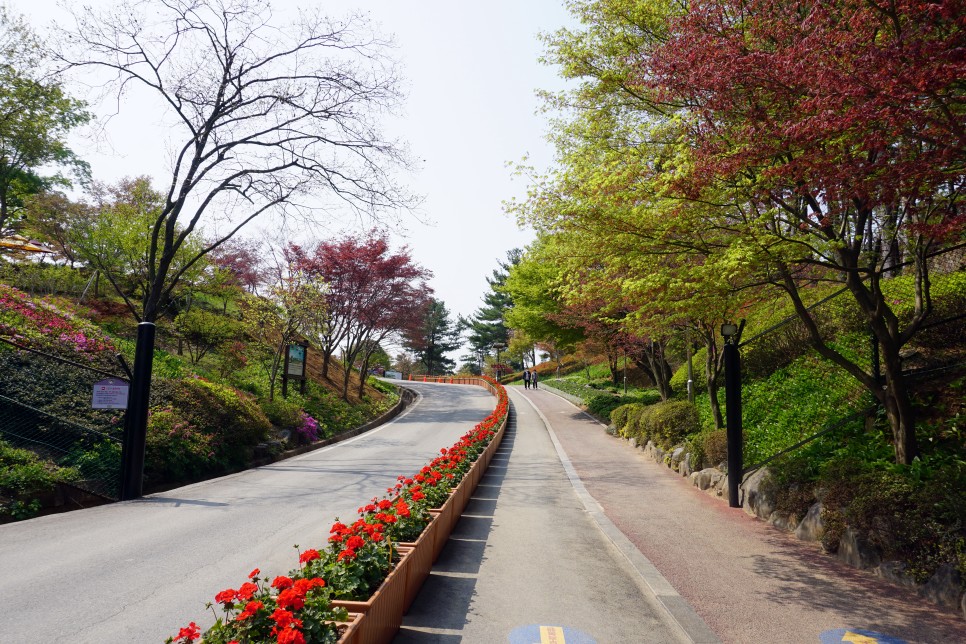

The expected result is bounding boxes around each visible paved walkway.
[399,385,966,644]
[396,386,691,643]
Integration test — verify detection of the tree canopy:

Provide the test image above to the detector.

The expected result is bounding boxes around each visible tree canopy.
[505,0,966,464]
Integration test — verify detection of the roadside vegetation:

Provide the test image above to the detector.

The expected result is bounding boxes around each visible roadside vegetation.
[0,279,402,521]
[532,272,965,588]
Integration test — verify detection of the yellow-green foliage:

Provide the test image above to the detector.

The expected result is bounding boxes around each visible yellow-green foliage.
[647,401,701,449]
[148,377,271,480]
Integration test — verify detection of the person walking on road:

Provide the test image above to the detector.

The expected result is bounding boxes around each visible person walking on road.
[531,369,538,389]
[523,369,531,389]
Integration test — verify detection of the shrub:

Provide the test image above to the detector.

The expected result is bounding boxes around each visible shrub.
[625,404,653,441]
[145,408,216,483]
[687,428,728,470]
[610,404,634,433]
[63,440,122,496]
[144,377,272,485]
[0,439,78,519]
[0,351,125,434]
[648,400,701,450]
[261,396,306,430]
[0,284,118,369]
[296,413,322,443]
[586,393,623,420]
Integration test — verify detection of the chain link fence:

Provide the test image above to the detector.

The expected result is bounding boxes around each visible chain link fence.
[0,338,125,500]
[736,243,966,473]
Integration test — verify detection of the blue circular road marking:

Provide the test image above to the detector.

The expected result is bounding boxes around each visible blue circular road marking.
[819,628,909,644]
[508,624,596,644]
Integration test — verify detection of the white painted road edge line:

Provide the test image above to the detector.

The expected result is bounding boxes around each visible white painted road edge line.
[515,388,721,644]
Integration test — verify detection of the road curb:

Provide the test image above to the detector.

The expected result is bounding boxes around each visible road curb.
[515,389,721,644]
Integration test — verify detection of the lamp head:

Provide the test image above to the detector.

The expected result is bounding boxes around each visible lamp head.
[721,323,738,339]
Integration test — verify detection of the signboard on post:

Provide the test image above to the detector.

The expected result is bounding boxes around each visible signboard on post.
[286,344,306,378]
[92,378,129,409]
[282,342,308,397]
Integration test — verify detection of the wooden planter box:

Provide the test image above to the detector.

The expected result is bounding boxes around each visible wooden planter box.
[399,514,440,612]
[331,548,411,644]
[335,612,363,644]
[429,492,459,562]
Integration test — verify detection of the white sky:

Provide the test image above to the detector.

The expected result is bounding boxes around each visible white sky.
[12,0,574,358]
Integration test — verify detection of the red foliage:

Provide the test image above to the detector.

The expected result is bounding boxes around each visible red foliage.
[649,0,965,230]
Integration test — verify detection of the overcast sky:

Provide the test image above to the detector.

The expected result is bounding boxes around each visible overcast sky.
[12,0,573,360]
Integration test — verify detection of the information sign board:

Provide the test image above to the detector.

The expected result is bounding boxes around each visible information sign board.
[92,378,129,409]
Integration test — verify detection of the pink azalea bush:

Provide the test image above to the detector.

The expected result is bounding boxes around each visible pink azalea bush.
[0,285,117,364]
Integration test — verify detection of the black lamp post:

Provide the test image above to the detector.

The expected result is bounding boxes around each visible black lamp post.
[721,321,744,508]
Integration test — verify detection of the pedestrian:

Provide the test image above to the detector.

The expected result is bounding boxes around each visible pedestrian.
[531,369,538,389]
[523,369,531,389]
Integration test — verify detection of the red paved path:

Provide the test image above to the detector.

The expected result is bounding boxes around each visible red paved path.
[520,386,966,644]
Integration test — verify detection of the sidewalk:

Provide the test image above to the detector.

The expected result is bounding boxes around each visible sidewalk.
[517,386,966,644]
[395,386,703,643]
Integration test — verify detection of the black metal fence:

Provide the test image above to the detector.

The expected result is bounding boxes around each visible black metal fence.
[0,338,125,500]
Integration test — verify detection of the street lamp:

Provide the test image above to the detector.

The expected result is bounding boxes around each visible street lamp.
[721,320,744,508]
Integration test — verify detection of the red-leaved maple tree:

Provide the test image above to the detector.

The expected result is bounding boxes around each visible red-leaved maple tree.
[290,231,431,399]
[647,0,966,463]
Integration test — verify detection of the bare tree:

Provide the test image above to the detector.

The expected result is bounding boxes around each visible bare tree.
[55,0,411,323]
[52,0,411,499]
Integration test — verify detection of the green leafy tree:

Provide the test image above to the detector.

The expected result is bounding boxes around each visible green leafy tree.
[70,177,207,319]
[173,308,241,364]
[0,7,90,240]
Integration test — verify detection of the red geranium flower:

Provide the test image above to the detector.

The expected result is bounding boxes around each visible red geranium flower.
[276,625,306,644]
[236,582,258,601]
[235,600,263,621]
[214,588,237,604]
[298,548,320,564]
[173,622,200,642]
[271,575,293,590]
[277,588,305,611]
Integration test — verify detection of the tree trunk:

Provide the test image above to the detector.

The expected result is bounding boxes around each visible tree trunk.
[879,340,919,464]
[608,349,620,385]
[703,336,724,429]
[321,350,330,379]
[631,340,674,401]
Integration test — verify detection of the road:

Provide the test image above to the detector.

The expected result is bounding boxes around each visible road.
[0,382,494,644]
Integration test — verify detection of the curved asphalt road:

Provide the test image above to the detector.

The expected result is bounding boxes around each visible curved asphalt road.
[0,382,494,644]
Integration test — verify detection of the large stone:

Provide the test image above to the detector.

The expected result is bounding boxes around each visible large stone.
[837,527,880,569]
[670,447,685,469]
[741,468,775,520]
[709,470,726,497]
[874,561,918,591]
[794,502,824,542]
[692,468,716,490]
[680,453,693,478]
[769,512,800,532]
[629,437,638,449]
[919,563,964,611]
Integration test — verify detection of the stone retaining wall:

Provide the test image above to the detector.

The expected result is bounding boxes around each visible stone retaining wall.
[624,433,966,621]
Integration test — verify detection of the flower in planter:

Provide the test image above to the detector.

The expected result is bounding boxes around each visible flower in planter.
[167,563,347,644]
[170,380,508,641]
